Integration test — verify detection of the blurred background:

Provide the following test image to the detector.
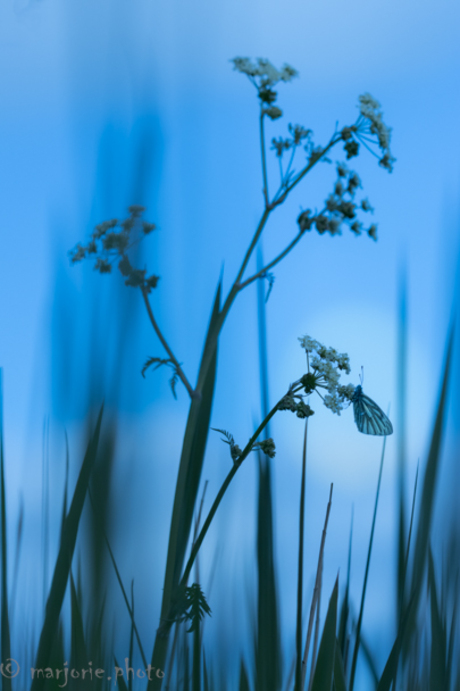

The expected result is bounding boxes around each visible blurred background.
[1,0,460,687]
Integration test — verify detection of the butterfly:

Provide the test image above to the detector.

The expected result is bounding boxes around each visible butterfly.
[352,385,393,436]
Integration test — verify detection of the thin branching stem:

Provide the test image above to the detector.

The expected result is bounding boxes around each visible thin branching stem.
[141,287,196,399]
[158,398,282,635]
[238,229,305,291]
[179,402,280,588]
[282,143,297,187]
[271,135,341,207]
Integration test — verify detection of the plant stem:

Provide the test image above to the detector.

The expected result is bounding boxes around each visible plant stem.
[238,229,305,291]
[180,403,280,587]
[271,135,341,208]
[141,287,196,399]
[260,109,270,206]
[159,398,281,635]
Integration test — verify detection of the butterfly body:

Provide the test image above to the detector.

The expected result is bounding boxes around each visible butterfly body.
[352,385,393,436]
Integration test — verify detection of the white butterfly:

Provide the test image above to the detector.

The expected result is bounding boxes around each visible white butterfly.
[352,385,393,436]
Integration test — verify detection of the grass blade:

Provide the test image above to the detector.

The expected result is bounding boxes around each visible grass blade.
[428,547,447,690]
[396,267,408,623]
[338,508,353,664]
[114,656,129,691]
[150,281,221,687]
[239,659,251,691]
[0,370,12,691]
[303,485,334,691]
[333,641,347,691]
[404,324,454,657]
[31,405,104,691]
[376,591,415,691]
[69,572,88,689]
[256,256,281,691]
[349,435,387,691]
[310,576,339,691]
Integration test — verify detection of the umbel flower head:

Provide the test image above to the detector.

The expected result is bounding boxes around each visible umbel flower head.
[280,336,355,418]
[231,57,298,120]
[68,206,159,294]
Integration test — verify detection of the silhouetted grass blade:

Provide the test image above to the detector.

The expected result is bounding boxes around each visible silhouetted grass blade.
[333,641,347,691]
[0,370,12,691]
[113,656,129,691]
[31,405,104,691]
[405,324,454,656]
[310,576,338,691]
[256,261,281,691]
[68,572,88,691]
[376,592,415,691]
[150,281,221,687]
[349,435,387,691]
[428,548,447,690]
[239,660,251,691]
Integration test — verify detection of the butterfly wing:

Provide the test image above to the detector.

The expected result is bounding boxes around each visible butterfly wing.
[352,385,393,436]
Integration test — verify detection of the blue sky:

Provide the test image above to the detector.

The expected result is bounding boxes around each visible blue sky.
[1,0,460,686]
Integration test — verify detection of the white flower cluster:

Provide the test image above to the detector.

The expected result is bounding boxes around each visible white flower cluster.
[298,336,355,415]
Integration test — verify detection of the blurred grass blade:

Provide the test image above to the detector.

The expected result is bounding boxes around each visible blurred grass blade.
[405,324,454,653]
[333,642,347,691]
[59,431,70,544]
[70,572,87,672]
[256,452,282,691]
[239,659,251,691]
[338,508,353,662]
[396,267,408,623]
[310,576,338,691]
[203,650,210,691]
[256,254,281,691]
[303,485,333,691]
[89,489,148,668]
[113,656,129,691]
[349,436,387,691]
[428,547,447,690]
[31,405,104,691]
[192,620,201,691]
[129,582,135,691]
[0,370,12,691]
[376,592,415,691]
[359,632,378,689]
[151,281,221,687]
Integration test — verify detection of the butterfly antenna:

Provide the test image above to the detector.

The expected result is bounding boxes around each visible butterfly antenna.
[359,366,364,386]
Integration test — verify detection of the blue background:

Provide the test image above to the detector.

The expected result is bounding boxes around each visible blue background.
[1,0,460,687]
